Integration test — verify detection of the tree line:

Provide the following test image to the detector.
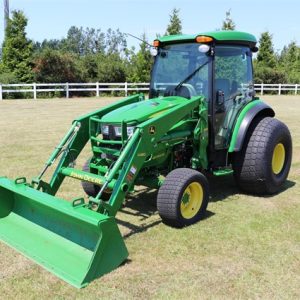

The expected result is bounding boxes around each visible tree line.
[0,9,299,87]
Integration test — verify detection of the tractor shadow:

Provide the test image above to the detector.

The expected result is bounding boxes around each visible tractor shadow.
[116,185,215,239]
[116,187,162,239]
[207,173,296,202]
[263,179,296,197]
[115,176,295,239]
[206,174,240,202]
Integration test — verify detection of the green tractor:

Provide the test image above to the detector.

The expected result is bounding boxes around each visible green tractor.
[0,31,292,287]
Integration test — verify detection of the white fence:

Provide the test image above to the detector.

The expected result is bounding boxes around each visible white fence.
[254,83,299,95]
[0,82,299,100]
[0,82,149,100]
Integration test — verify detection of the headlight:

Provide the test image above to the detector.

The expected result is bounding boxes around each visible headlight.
[101,124,109,135]
[114,126,135,137]
[114,126,122,136]
[126,126,135,136]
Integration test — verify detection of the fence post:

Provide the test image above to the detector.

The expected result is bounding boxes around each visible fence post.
[125,82,128,97]
[66,83,69,98]
[278,84,281,95]
[33,83,37,100]
[96,82,99,97]
[295,84,298,95]
[0,84,2,100]
[261,83,264,95]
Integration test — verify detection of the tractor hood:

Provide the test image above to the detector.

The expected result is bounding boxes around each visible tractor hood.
[101,96,188,124]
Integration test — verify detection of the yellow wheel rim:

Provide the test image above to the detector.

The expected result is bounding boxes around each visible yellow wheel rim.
[180,182,203,219]
[272,143,285,175]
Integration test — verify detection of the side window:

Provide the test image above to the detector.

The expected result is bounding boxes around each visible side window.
[214,46,254,149]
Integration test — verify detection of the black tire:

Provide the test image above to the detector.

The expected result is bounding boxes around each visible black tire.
[233,117,292,194]
[157,168,209,228]
[81,159,111,200]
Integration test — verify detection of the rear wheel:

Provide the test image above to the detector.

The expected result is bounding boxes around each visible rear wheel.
[157,168,209,227]
[233,117,292,194]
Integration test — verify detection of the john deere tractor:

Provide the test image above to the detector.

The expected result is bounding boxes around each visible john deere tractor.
[0,31,292,287]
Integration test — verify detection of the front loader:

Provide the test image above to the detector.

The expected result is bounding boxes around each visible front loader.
[0,31,292,287]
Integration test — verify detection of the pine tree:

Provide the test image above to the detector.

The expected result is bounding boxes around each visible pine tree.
[1,10,34,82]
[165,8,182,35]
[254,32,287,84]
[257,31,276,68]
[279,41,300,83]
[222,10,236,31]
[280,42,297,67]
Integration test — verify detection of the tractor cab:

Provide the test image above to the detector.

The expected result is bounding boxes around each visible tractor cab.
[149,31,256,149]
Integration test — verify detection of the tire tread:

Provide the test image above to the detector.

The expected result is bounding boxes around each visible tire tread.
[157,168,209,227]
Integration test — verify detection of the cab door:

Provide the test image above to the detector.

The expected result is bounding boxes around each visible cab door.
[213,45,255,149]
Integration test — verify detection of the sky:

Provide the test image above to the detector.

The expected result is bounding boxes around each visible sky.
[0,0,299,52]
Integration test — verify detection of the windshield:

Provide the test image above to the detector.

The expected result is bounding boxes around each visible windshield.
[150,43,211,99]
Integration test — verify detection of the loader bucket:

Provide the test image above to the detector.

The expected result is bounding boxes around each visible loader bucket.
[0,177,128,288]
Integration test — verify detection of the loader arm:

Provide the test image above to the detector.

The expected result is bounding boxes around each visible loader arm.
[36,94,143,195]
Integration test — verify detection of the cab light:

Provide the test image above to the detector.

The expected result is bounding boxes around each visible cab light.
[153,40,160,47]
[196,36,213,43]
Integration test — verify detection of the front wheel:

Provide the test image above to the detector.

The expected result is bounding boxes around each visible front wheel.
[81,158,111,200]
[233,117,292,194]
[157,168,209,227]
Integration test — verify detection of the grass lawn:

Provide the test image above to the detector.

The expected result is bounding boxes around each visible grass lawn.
[0,96,299,299]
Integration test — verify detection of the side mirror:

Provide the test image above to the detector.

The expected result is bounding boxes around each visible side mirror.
[251,46,258,53]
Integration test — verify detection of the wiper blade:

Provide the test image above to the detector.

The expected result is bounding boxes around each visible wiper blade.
[174,59,210,92]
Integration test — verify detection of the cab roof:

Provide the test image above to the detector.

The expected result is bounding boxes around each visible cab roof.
[157,31,257,48]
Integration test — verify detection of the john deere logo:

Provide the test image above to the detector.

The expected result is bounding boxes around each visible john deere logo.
[149,126,156,134]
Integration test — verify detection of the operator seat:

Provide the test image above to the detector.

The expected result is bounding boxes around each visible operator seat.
[164,84,196,99]
[214,78,230,147]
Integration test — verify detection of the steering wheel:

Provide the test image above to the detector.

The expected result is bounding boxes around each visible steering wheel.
[181,84,197,97]
[164,84,197,99]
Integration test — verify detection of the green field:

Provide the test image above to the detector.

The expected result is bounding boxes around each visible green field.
[0,96,299,299]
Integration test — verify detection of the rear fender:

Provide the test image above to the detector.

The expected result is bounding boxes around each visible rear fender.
[228,100,275,152]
